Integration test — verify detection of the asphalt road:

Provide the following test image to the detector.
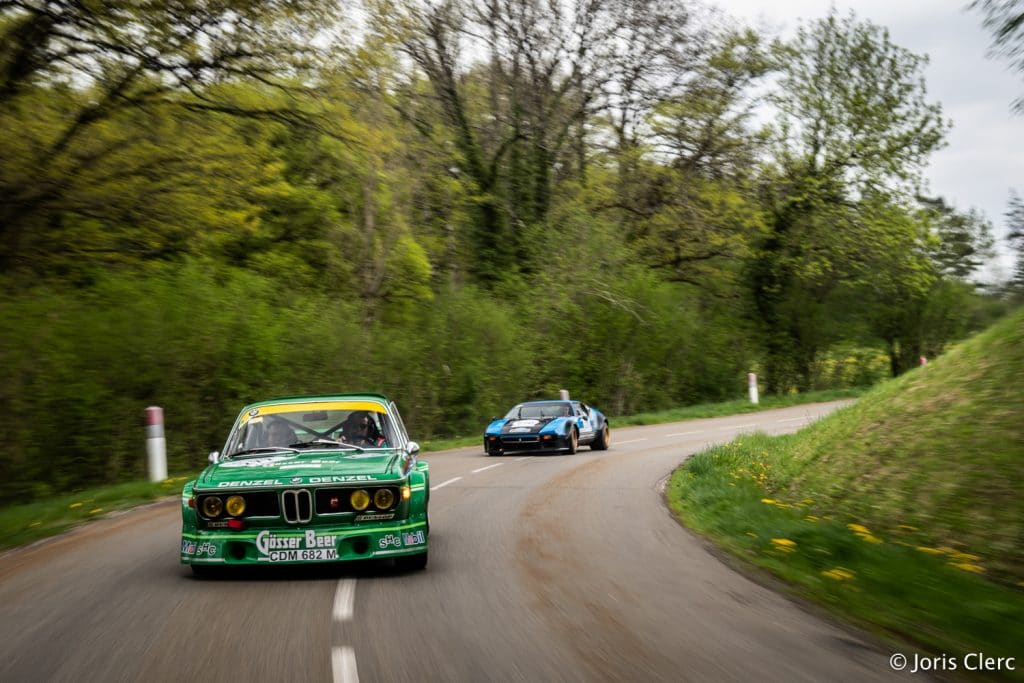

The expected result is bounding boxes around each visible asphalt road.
[0,401,921,682]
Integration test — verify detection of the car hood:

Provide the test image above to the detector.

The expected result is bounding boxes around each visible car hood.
[488,416,569,435]
[196,450,408,490]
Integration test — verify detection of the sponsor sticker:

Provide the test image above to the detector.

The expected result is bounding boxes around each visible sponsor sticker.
[378,534,402,549]
[181,540,196,555]
[195,542,217,557]
[256,530,338,563]
[402,531,426,546]
[307,475,374,484]
[355,512,396,521]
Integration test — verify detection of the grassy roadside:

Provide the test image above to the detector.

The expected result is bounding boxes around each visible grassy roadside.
[0,477,190,553]
[667,310,1024,678]
[421,387,866,452]
[0,387,865,553]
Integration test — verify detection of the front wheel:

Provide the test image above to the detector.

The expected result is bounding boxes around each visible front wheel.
[565,428,578,454]
[190,564,219,579]
[591,424,610,451]
[395,552,428,571]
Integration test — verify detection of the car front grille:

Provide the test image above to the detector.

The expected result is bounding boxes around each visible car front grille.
[281,489,312,524]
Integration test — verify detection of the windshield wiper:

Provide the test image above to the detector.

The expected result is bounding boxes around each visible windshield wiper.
[289,439,364,453]
[225,446,300,458]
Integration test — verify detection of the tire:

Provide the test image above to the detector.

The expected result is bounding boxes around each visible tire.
[565,428,578,454]
[591,424,610,451]
[395,552,428,571]
[190,564,218,579]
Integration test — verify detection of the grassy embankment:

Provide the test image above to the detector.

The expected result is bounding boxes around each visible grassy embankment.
[0,387,864,552]
[667,308,1024,675]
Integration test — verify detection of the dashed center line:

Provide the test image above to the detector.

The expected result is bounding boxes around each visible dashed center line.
[717,423,757,431]
[332,646,360,683]
[666,430,701,437]
[472,462,504,474]
[776,417,807,423]
[333,579,356,622]
[431,476,462,491]
[617,438,648,444]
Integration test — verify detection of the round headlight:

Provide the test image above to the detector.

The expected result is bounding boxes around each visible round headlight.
[225,495,246,517]
[202,496,223,518]
[373,488,395,510]
[350,489,370,511]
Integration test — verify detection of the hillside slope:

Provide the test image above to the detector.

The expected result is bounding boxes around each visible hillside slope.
[668,307,1024,668]
[780,306,1024,581]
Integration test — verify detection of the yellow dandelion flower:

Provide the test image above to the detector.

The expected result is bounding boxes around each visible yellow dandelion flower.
[801,499,814,505]
[821,567,855,581]
[804,515,819,522]
[746,532,757,538]
[846,523,870,534]
[951,552,981,562]
[916,546,944,555]
[897,524,918,531]
[770,538,797,552]
[949,562,985,574]
[88,508,103,515]
[936,546,958,555]
[859,534,883,544]
[28,521,41,527]
[760,498,777,504]
[69,502,83,509]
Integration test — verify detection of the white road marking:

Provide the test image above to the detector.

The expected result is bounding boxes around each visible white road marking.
[431,476,462,491]
[617,438,648,444]
[666,430,701,437]
[718,423,757,431]
[776,416,807,423]
[515,456,531,461]
[333,579,356,622]
[332,646,359,683]
[472,462,504,474]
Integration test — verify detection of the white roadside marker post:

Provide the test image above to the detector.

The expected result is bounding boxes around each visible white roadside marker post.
[748,373,759,405]
[559,389,570,400]
[146,406,167,482]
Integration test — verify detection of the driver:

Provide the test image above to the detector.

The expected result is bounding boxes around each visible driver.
[342,411,385,447]
[265,418,297,447]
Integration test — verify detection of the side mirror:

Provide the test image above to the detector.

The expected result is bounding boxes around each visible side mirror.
[208,451,220,464]
[490,416,499,422]
[406,441,420,456]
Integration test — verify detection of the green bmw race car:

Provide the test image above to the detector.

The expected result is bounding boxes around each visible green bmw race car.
[180,394,429,575]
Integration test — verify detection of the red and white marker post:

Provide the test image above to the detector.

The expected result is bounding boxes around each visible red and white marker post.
[145,406,167,482]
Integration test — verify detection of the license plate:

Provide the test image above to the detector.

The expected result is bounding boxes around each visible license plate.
[267,548,339,562]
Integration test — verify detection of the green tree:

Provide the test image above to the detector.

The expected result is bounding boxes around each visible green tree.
[751,10,949,391]
[971,0,1024,112]
[0,0,343,271]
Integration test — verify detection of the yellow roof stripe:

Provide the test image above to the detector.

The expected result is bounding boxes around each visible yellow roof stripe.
[241,401,386,424]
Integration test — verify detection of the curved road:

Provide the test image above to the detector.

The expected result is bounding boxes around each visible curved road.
[0,401,917,682]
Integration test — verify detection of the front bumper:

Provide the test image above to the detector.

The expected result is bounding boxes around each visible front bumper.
[181,520,428,566]
[485,433,570,453]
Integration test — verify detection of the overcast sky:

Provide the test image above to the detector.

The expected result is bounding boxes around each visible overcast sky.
[713,0,1023,282]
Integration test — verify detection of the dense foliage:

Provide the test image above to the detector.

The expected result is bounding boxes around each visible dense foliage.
[0,2,1013,504]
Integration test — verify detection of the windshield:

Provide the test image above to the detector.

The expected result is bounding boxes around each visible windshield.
[506,402,573,419]
[223,401,397,456]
